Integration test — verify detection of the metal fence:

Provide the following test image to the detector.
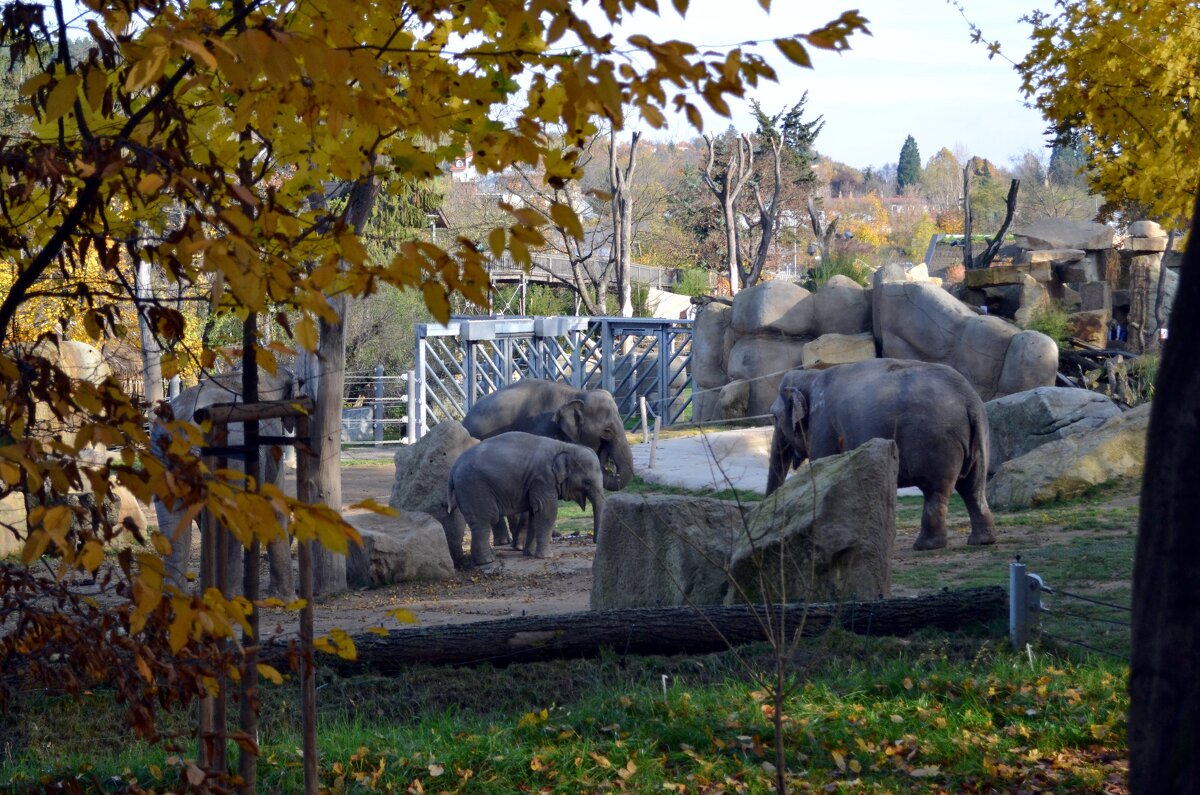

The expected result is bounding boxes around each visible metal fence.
[1009,560,1132,660]
[410,315,694,439]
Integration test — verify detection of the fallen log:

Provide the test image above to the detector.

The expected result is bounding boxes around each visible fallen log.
[287,586,1006,673]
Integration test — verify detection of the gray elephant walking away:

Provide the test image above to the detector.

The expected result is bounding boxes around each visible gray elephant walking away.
[446,432,605,568]
[767,358,997,551]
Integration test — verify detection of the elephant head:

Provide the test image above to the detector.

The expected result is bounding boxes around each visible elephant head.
[552,445,606,542]
[554,389,634,491]
[766,370,816,494]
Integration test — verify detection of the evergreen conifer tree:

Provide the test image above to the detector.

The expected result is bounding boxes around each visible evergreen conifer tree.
[896,135,922,191]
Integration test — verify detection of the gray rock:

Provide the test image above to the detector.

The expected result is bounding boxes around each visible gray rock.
[1013,273,1051,327]
[590,494,749,610]
[811,276,872,335]
[1055,256,1100,284]
[1014,219,1115,251]
[692,303,732,389]
[731,439,898,604]
[1079,282,1112,313]
[1125,236,1168,252]
[987,403,1150,509]
[347,510,456,587]
[390,421,479,542]
[985,387,1123,474]
[726,335,808,416]
[1127,220,1165,238]
[717,379,750,419]
[996,331,1061,398]
[875,280,973,365]
[801,332,876,369]
[1066,310,1109,348]
[952,315,1016,399]
[1027,248,1085,265]
[731,281,811,334]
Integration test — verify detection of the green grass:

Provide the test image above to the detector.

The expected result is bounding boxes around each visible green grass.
[0,636,1128,793]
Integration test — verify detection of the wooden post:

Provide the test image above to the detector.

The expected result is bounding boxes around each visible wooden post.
[962,164,973,270]
[648,416,661,469]
[639,396,649,444]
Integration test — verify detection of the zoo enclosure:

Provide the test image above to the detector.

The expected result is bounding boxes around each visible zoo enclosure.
[410,315,694,439]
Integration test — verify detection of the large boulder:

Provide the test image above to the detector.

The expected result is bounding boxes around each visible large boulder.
[985,387,1123,474]
[801,332,876,369]
[987,403,1151,509]
[390,420,479,540]
[731,438,898,604]
[726,335,808,416]
[810,276,872,335]
[731,281,811,334]
[1014,219,1115,252]
[691,302,732,389]
[591,494,749,610]
[347,510,455,588]
[873,276,1058,400]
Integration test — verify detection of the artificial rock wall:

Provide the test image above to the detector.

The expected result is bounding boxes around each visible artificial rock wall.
[692,269,1059,423]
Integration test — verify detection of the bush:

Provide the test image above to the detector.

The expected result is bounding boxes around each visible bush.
[673,267,712,297]
[802,253,872,290]
[1023,301,1070,347]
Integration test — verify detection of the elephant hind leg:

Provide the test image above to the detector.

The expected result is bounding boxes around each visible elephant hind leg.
[957,470,997,546]
[913,490,950,551]
[491,519,512,546]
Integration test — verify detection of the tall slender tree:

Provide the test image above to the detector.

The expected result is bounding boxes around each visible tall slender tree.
[896,135,922,191]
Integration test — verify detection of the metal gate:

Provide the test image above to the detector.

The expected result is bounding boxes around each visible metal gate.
[412,316,693,438]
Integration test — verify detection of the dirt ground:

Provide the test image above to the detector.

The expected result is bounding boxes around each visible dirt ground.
[180,453,1139,645]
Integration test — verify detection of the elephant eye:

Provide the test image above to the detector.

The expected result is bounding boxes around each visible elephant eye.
[601,428,613,439]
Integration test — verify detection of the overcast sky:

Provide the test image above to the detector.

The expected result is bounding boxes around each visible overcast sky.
[596,0,1051,171]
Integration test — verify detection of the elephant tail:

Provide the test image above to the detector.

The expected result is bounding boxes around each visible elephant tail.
[446,481,459,516]
[962,397,990,480]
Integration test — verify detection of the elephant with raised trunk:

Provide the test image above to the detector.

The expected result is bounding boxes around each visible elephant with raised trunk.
[446,432,605,568]
[766,358,996,551]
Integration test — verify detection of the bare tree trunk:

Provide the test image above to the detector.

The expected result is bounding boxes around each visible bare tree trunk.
[300,175,380,595]
[806,194,840,265]
[284,587,1006,672]
[1131,197,1200,793]
[703,133,754,296]
[135,259,163,408]
[745,133,783,289]
[609,129,641,317]
[962,164,974,269]
[976,179,1020,270]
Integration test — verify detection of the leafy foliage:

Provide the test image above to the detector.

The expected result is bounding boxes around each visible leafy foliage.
[0,0,870,764]
[1017,1,1200,225]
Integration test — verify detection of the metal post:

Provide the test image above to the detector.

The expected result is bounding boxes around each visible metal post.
[464,341,477,413]
[373,363,384,446]
[414,330,428,439]
[405,370,417,443]
[570,328,583,389]
[657,326,668,424]
[639,396,649,444]
[1009,561,1043,651]
[601,320,614,396]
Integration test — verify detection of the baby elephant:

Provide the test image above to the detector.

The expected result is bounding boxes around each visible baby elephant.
[446,432,605,568]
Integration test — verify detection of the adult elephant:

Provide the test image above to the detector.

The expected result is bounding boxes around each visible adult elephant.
[151,368,296,598]
[766,358,996,551]
[462,379,634,492]
[447,432,605,567]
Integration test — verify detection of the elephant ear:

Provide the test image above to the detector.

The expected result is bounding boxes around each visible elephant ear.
[555,398,585,442]
[788,388,809,440]
[552,450,572,487]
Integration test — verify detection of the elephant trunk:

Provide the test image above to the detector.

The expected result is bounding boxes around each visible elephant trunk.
[766,427,793,496]
[600,435,635,491]
[588,485,605,544]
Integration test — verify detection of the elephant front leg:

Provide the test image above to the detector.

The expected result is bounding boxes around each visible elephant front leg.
[913,490,949,551]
